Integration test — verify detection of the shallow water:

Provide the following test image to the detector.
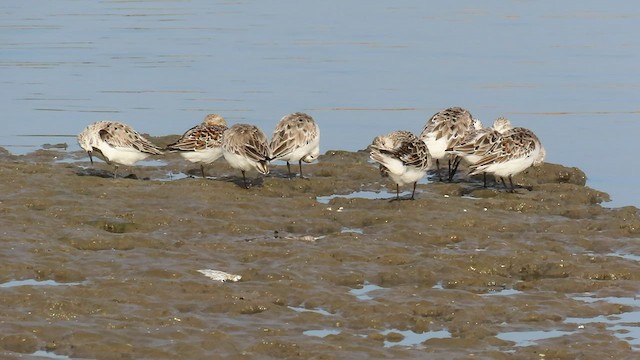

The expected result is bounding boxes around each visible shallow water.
[0,279,82,288]
[349,282,386,301]
[317,190,411,204]
[287,306,333,317]
[381,329,452,348]
[2,1,640,207]
[566,294,640,350]
[496,330,576,348]
[31,350,72,359]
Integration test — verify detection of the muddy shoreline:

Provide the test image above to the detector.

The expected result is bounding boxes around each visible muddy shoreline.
[0,143,639,359]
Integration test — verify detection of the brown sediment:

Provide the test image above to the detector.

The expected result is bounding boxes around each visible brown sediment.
[0,145,638,359]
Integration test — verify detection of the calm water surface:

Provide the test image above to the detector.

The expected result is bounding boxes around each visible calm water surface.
[1,1,639,207]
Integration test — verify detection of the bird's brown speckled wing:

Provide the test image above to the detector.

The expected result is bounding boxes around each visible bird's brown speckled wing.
[270,112,319,159]
[167,124,227,151]
[99,122,164,155]
[420,107,474,146]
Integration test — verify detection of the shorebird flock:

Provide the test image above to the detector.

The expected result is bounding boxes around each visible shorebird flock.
[77,107,545,198]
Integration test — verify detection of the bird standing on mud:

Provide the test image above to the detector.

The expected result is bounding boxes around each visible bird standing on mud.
[468,127,545,192]
[419,107,481,181]
[222,123,272,189]
[269,112,320,179]
[447,117,513,187]
[166,114,228,178]
[370,130,432,200]
[77,121,164,178]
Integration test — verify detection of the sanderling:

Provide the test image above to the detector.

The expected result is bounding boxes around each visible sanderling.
[447,117,513,186]
[468,127,545,191]
[419,107,480,181]
[370,130,432,200]
[77,121,164,178]
[222,123,271,188]
[270,112,320,179]
[166,114,228,178]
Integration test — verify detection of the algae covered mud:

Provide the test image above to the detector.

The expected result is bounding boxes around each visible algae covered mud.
[0,144,639,359]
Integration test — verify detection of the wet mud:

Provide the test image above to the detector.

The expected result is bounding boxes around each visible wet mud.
[0,143,639,359]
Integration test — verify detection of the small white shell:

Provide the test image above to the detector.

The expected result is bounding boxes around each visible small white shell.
[283,234,325,242]
[298,235,317,242]
[197,269,242,282]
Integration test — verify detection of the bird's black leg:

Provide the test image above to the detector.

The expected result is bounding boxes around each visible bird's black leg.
[286,162,292,179]
[483,173,487,188]
[500,177,509,190]
[200,164,206,179]
[298,159,304,179]
[411,182,417,200]
[242,170,248,189]
[449,156,462,181]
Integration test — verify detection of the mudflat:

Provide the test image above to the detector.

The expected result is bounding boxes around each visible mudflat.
[0,143,638,359]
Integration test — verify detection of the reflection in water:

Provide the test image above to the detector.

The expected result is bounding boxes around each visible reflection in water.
[481,288,524,297]
[31,350,72,359]
[157,171,191,181]
[0,279,82,288]
[0,135,76,155]
[303,329,341,338]
[381,329,451,348]
[607,252,640,262]
[340,227,363,234]
[496,329,575,347]
[349,282,385,301]
[288,305,333,316]
[303,327,453,348]
[317,190,410,204]
[566,294,640,349]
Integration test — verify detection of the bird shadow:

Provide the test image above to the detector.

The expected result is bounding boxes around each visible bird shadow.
[388,197,415,202]
[219,175,265,189]
[75,168,141,180]
[267,170,309,180]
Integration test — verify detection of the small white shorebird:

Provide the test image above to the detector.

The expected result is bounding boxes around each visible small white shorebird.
[222,123,272,189]
[370,130,433,200]
[270,112,320,179]
[419,107,481,181]
[468,127,545,192]
[447,117,513,186]
[166,114,228,178]
[77,121,164,178]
